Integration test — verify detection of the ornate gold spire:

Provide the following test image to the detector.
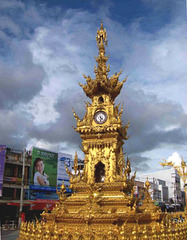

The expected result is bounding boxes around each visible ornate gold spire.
[73,151,78,174]
[79,22,127,100]
[94,21,109,82]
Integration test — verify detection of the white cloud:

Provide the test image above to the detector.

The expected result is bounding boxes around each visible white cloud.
[167,151,182,166]
[123,21,187,112]
[25,15,97,125]
[26,138,58,152]
[0,0,24,10]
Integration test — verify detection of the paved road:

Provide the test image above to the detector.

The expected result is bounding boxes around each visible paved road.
[1,230,19,240]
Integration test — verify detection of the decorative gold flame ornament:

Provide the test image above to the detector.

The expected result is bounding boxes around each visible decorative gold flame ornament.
[18,23,187,240]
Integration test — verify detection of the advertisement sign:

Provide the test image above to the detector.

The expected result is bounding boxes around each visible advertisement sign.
[29,190,59,200]
[30,199,57,210]
[0,145,6,197]
[31,147,58,191]
[57,153,72,186]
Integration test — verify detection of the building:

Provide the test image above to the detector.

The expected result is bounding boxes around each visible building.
[134,180,145,197]
[150,180,161,201]
[155,179,168,202]
[137,168,182,204]
[0,148,31,226]
[146,179,168,202]
[0,147,81,226]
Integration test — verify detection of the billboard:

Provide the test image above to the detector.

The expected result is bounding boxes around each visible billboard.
[30,147,58,191]
[57,153,72,186]
[0,145,6,197]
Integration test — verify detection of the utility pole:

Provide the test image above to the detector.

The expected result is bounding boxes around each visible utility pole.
[18,149,26,228]
[0,219,1,240]
[153,177,155,200]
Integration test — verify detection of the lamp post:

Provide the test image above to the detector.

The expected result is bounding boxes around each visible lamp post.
[18,149,26,228]
[160,156,187,211]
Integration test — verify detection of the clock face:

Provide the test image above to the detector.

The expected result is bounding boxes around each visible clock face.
[94,111,107,124]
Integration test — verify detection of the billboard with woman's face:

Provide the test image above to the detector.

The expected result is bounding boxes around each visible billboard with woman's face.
[31,147,58,190]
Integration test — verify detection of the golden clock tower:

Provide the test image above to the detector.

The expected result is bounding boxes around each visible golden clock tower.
[73,22,129,185]
[19,23,187,240]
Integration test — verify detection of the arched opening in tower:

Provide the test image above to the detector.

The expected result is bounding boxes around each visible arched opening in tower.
[94,161,105,182]
[98,96,104,104]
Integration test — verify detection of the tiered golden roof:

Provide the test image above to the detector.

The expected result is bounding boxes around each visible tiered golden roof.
[18,22,187,240]
[79,22,127,101]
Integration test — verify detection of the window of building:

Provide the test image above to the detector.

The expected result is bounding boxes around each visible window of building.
[4,164,14,177]
[18,166,22,178]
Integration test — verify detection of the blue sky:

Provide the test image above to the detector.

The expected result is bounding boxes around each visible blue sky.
[0,0,187,173]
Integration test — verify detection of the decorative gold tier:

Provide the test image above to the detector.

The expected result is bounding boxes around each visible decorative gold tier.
[18,181,187,240]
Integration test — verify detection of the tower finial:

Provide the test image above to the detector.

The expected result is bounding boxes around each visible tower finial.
[94,22,109,82]
[96,21,107,46]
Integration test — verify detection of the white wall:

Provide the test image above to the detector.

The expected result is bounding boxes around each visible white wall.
[137,168,181,203]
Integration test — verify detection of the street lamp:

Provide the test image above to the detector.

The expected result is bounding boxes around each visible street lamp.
[18,149,26,227]
[160,156,187,211]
